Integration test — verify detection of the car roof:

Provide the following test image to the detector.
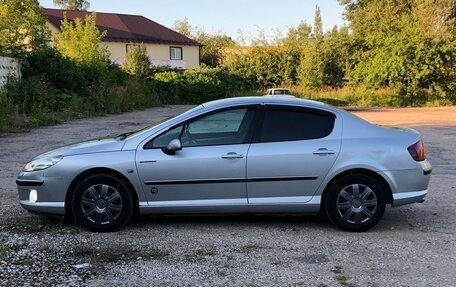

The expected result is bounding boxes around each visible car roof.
[202,96,326,110]
[267,88,290,91]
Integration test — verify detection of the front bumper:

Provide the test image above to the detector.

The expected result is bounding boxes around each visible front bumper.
[19,200,65,216]
[17,174,67,216]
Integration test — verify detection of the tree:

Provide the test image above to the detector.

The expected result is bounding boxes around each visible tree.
[413,0,455,42]
[298,43,325,88]
[282,21,311,48]
[195,29,236,67]
[122,43,151,78]
[0,0,49,56]
[298,6,326,88]
[340,0,455,96]
[53,0,90,11]
[52,13,110,68]
[321,26,353,87]
[280,22,312,85]
[173,18,192,38]
[174,18,236,67]
[313,5,324,44]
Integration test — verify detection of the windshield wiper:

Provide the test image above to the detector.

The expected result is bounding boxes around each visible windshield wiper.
[114,131,134,141]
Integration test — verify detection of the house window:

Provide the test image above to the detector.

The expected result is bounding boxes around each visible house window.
[126,44,140,53]
[170,47,183,60]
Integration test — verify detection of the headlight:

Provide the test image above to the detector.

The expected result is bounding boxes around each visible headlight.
[23,156,63,172]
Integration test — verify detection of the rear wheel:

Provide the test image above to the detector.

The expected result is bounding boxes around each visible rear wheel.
[72,174,134,232]
[325,174,386,232]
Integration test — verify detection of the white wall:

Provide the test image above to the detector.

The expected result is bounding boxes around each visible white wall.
[106,42,200,69]
[0,55,21,87]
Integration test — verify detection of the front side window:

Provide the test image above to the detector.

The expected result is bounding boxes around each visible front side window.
[146,107,256,149]
[170,47,183,60]
[258,108,335,143]
[148,126,183,148]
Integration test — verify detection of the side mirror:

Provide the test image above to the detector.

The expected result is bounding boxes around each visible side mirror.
[163,139,182,155]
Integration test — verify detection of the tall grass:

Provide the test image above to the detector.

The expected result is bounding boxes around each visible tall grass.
[288,86,453,107]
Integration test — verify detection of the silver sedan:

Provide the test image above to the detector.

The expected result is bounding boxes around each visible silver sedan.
[16,97,432,232]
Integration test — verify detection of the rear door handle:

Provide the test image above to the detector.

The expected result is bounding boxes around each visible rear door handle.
[222,152,244,159]
[312,148,336,155]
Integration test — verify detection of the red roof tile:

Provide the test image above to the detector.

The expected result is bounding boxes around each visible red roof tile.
[43,8,200,46]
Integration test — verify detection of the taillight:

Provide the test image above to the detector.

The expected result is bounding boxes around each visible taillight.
[408,139,426,161]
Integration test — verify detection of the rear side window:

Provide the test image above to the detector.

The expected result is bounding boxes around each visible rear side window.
[258,108,335,142]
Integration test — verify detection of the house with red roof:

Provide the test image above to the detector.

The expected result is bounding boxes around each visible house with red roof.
[43,8,200,69]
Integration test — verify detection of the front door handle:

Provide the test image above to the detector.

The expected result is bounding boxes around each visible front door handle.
[222,152,244,159]
[312,148,336,155]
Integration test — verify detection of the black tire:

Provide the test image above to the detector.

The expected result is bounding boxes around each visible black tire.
[325,174,386,232]
[72,174,134,232]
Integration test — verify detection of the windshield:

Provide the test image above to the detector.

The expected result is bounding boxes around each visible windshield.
[121,105,204,140]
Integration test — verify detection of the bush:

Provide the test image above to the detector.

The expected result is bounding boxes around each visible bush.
[289,86,453,107]
[0,89,19,133]
[4,76,59,114]
[0,46,163,133]
[154,66,256,104]
[23,48,87,94]
[122,43,152,78]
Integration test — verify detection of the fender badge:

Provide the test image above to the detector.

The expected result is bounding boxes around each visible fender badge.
[150,187,158,194]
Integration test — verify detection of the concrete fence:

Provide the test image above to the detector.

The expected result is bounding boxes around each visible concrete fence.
[0,54,21,87]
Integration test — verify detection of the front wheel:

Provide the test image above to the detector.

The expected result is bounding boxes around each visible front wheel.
[72,174,134,232]
[325,174,386,232]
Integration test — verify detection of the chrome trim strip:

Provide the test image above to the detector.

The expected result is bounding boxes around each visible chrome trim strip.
[144,176,318,186]
[20,200,65,207]
[139,196,322,207]
[248,196,320,204]
[144,178,244,185]
[247,176,319,182]
[16,179,44,187]
[141,198,247,207]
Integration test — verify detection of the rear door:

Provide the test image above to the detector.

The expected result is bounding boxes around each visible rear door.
[246,105,342,204]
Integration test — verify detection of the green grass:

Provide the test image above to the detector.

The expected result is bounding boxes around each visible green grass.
[331,266,358,287]
[195,248,217,257]
[2,82,454,135]
[73,243,169,263]
[235,244,262,253]
[332,266,343,274]
[288,86,454,107]
[0,243,8,256]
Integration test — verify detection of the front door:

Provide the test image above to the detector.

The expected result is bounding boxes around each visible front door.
[246,105,342,204]
[136,105,258,208]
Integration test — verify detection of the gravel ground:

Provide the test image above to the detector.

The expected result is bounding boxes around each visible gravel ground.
[0,105,455,287]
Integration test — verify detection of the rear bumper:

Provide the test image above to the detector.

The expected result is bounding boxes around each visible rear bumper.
[379,159,432,206]
[392,190,427,207]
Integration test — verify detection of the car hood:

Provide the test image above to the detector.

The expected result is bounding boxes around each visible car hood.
[34,137,125,159]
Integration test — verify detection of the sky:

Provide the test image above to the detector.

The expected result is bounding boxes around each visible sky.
[38,0,346,43]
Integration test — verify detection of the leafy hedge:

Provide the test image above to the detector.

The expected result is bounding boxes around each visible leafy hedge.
[154,66,256,104]
[0,49,259,133]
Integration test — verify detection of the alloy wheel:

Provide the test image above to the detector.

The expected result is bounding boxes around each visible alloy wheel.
[336,183,378,224]
[80,184,123,225]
